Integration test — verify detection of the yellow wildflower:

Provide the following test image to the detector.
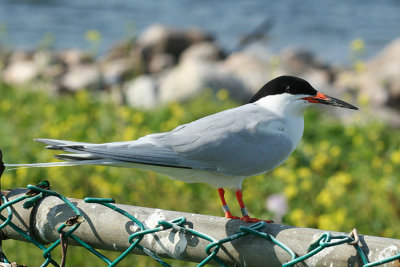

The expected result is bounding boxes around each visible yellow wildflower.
[357,93,370,107]
[318,209,346,231]
[351,38,365,52]
[217,89,229,101]
[300,179,312,192]
[0,99,11,112]
[284,185,298,199]
[85,29,102,43]
[390,150,400,164]
[334,172,352,186]
[353,61,366,73]
[345,126,356,137]
[170,102,184,120]
[123,126,136,140]
[311,153,329,171]
[132,112,144,125]
[298,167,312,179]
[383,163,394,175]
[329,145,341,158]
[352,134,364,147]
[289,208,307,227]
[372,156,382,169]
[316,189,333,208]
[76,90,88,104]
[319,140,330,152]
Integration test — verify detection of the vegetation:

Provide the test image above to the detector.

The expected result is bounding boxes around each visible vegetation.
[0,81,399,266]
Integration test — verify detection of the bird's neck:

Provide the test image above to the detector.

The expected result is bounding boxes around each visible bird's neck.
[255,94,307,117]
[255,95,306,148]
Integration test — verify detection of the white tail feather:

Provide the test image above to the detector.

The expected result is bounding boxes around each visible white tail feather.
[4,159,118,170]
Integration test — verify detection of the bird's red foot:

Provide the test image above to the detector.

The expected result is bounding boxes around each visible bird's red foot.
[240,215,273,223]
[224,211,240,220]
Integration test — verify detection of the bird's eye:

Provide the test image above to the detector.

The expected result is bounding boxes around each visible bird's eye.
[285,85,290,93]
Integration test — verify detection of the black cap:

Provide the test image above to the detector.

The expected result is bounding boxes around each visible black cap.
[249,76,317,103]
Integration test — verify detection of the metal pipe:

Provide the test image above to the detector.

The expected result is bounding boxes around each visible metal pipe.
[2,188,400,266]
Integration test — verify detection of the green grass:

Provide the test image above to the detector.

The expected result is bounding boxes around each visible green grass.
[0,82,399,266]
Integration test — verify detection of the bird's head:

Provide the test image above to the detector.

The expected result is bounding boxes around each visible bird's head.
[250,75,358,115]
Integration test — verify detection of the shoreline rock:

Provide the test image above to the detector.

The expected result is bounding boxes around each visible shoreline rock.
[0,24,399,126]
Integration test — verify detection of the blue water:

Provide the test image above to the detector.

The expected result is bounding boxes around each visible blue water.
[0,0,399,65]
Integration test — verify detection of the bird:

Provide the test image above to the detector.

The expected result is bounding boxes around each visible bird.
[5,75,358,222]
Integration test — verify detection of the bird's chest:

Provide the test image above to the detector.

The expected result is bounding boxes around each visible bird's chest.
[220,117,304,177]
[251,115,304,149]
[282,116,304,150]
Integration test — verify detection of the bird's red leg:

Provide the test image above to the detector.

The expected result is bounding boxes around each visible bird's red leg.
[218,188,240,219]
[235,189,272,223]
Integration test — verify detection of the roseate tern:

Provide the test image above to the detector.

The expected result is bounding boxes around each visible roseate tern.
[6,75,358,222]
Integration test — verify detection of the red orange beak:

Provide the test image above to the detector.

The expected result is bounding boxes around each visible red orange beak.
[302,92,358,110]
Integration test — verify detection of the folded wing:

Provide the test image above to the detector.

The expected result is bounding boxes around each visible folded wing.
[6,104,293,177]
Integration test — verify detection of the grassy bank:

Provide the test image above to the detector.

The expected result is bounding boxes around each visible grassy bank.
[0,82,399,266]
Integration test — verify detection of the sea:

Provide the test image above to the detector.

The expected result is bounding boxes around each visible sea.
[0,0,399,65]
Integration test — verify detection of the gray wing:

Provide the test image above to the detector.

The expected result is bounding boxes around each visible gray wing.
[146,104,294,176]
[37,104,294,177]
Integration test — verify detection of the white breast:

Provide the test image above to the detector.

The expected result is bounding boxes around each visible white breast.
[283,115,304,150]
[255,92,306,152]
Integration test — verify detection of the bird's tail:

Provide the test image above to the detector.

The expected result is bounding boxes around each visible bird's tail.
[4,159,112,169]
[4,138,118,170]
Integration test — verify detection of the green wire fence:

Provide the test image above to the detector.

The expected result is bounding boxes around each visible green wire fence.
[1,154,400,266]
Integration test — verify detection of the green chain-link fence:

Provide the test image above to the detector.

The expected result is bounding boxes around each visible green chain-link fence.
[1,154,400,266]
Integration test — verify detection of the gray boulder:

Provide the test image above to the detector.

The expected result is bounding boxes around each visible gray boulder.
[223,47,272,97]
[2,60,39,85]
[336,38,400,108]
[124,75,159,110]
[136,24,214,73]
[159,43,246,104]
[61,64,102,91]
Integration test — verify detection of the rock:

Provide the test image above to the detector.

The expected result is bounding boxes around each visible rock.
[279,49,324,75]
[33,51,52,71]
[368,38,400,78]
[126,45,234,108]
[43,64,65,81]
[157,41,243,104]
[332,38,400,127]
[61,64,102,91]
[57,49,87,67]
[124,75,159,109]
[148,53,175,73]
[223,47,272,96]
[370,106,400,128]
[137,24,214,72]
[2,60,39,85]
[180,42,224,63]
[101,58,132,86]
[159,57,246,104]
[367,38,400,108]
[105,41,136,61]
[336,71,388,107]
[300,69,333,91]
[387,75,400,109]
[336,38,400,108]
[8,50,33,62]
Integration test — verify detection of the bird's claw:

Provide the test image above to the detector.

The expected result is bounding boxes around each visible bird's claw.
[240,215,273,223]
[224,211,240,220]
[224,212,273,223]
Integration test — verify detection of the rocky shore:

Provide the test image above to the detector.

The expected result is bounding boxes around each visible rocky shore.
[1,24,400,126]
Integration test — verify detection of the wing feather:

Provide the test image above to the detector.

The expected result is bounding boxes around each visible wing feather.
[17,104,294,177]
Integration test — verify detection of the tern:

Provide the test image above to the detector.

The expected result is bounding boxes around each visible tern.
[6,75,358,222]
